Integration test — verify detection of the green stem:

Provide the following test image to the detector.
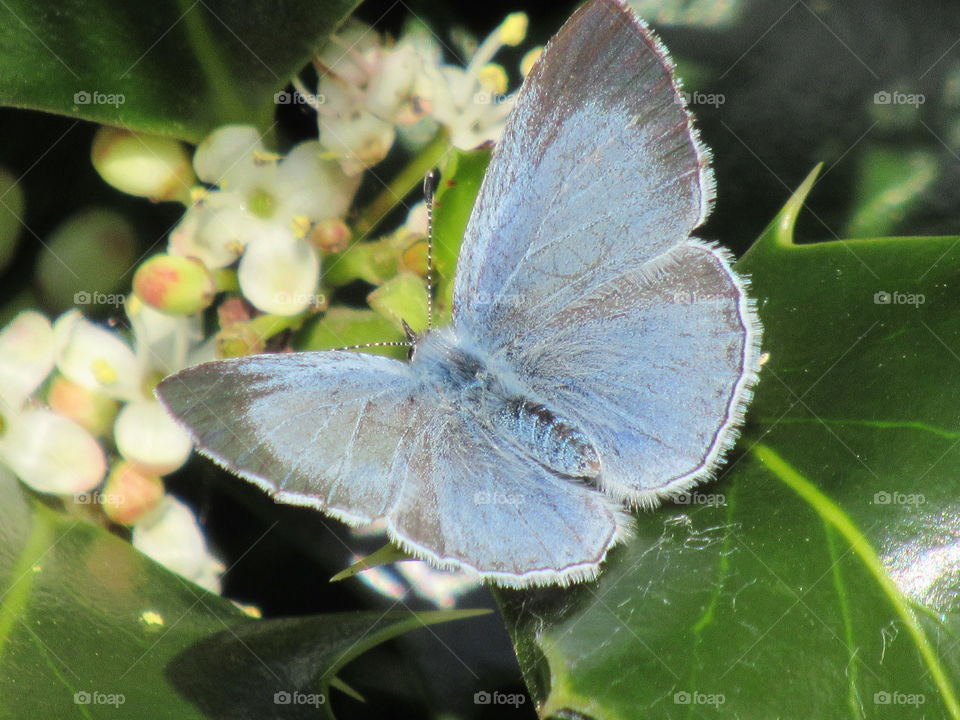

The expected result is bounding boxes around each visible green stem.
[211,268,239,293]
[246,312,305,343]
[353,127,450,239]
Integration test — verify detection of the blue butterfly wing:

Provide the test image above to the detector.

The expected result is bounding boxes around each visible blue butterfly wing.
[158,351,629,583]
[385,408,630,587]
[453,0,712,325]
[452,0,761,504]
[157,351,424,525]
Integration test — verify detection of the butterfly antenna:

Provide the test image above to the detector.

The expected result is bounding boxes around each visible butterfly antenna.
[423,169,440,331]
[334,341,412,352]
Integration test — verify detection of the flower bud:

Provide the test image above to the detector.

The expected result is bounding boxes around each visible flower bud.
[114,400,192,475]
[91,126,195,203]
[47,374,119,437]
[102,460,165,525]
[36,208,137,313]
[133,254,216,315]
[215,322,266,358]
[308,218,351,253]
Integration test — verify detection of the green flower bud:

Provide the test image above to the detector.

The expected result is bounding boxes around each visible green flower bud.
[91,126,195,203]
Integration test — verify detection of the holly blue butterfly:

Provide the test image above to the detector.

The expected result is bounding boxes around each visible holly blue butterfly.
[157,0,762,588]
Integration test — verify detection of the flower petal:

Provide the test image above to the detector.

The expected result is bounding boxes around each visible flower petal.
[126,295,202,375]
[237,230,320,316]
[53,311,142,402]
[114,400,193,475]
[276,141,361,220]
[193,125,264,186]
[1,408,106,494]
[133,495,224,593]
[0,311,55,410]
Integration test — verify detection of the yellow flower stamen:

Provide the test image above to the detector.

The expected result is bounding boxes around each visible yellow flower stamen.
[91,358,118,385]
[499,12,528,47]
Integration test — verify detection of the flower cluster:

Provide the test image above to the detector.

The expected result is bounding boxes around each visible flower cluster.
[0,8,536,604]
[0,301,223,592]
[313,11,535,170]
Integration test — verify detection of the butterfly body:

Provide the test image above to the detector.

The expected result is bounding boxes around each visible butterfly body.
[412,326,599,480]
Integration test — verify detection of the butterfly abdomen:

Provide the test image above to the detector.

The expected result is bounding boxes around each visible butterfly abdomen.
[496,398,600,479]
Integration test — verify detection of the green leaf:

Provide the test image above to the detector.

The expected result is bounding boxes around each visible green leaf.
[844,144,938,238]
[297,307,406,359]
[0,0,359,142]
[0,469,487,717]
[431,147,491,324]
[486,165,960,718]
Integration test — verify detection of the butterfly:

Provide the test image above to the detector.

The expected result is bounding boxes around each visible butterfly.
[157,0,762,588]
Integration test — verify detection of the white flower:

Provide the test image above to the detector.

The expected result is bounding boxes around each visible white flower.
[314,20,436,174]
[53,299,208,475]
[0,311,106,494]
[417,12,530,149]
[169,125,360,315]
[133,495,225,593]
